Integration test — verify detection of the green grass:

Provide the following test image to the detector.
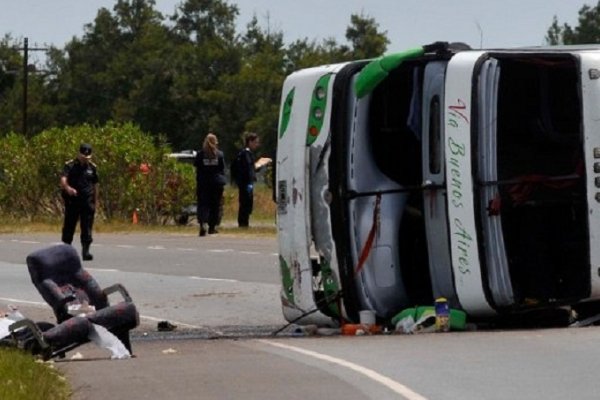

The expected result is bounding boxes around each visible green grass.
[0,348,71,400]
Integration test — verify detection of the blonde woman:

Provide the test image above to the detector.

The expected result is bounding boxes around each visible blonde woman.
[194,133,226,236]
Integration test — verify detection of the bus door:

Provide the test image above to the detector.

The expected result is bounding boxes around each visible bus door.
[475,57,515,308]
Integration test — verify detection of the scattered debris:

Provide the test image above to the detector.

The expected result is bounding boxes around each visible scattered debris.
[157,321,177,332]
[569,313,600,328]
[341,324,382,336]
[392,306,467,334]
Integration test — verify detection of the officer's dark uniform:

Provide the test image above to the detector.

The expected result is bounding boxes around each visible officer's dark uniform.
[61,144,99,260]
[194,149,226,236]
[235,147,255,228]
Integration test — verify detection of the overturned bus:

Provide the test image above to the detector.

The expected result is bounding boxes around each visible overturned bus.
[275,42,600,326]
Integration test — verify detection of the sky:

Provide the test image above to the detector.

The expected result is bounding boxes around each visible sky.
[0,0,593,64]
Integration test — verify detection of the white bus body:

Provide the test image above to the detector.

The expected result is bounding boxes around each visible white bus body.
[276,42,600,325]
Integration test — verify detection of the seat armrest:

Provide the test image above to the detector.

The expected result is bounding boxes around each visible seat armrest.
[9,319,51,355]
[39,279,71,306]
[55,294,76,323]
[103,284,132,303]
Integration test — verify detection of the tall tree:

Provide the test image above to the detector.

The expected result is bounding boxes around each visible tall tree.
[284,37,350,74]
[345,12,389,59]
[169,0,242,149]
[547,1,600,45]
[54,6,128,126]
[207,16,286,158]
[108,1,176,139]
[52,1,183,142]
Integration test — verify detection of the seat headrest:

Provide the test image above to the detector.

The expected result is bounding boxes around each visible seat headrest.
[26,244,82,282]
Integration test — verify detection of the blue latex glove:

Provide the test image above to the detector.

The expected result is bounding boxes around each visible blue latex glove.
[246,184,253,193]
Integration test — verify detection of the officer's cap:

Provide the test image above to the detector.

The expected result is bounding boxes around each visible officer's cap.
[79,143,93,158]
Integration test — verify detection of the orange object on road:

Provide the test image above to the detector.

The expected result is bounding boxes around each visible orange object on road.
[341,324,382,335]
[132,210,139,224]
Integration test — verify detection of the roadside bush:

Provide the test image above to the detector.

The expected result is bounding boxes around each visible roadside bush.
[0,133,34,217]
[0,123,196,224]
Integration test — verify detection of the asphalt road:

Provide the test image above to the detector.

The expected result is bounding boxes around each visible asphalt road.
[3,232,600,400]
[0,231,285,329]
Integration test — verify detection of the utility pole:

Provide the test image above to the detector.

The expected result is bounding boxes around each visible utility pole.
[17,38,48,136]
[22,38,28,136]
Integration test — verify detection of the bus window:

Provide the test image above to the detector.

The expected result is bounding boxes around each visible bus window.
[429,95,441,174]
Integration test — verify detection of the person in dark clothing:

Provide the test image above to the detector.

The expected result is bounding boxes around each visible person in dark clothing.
[60,143,99,261]
[194,133,226,236]
[234,132,271,228]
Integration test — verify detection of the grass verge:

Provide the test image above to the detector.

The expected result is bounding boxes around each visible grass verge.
[0,184,276,236]
[0,348,71,400]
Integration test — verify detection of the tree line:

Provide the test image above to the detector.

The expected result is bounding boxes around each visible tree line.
[0,0,389,160]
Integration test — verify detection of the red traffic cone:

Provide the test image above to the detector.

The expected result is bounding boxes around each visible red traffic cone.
[132,209,139,224]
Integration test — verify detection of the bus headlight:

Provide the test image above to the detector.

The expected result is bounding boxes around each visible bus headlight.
[315,86,326,100]
[313,107,323,120]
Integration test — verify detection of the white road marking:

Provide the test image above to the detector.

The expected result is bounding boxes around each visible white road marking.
[189,276,238,283]
[0,297,47,307]
[2,237,274,257]
[258,340,429,400]
[87,268,119,273]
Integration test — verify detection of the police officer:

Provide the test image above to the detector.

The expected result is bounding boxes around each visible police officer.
[194,133,226,236]
[60,143,99,261]
[234,132,271,228]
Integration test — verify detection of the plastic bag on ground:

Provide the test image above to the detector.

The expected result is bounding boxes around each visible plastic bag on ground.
[88,323,131,359]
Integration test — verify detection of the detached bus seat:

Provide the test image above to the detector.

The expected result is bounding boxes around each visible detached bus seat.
[10,244,139,359]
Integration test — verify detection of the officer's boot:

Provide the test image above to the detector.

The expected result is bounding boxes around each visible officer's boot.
[82,243,94,261]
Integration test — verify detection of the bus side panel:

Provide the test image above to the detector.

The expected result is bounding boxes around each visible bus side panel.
[444,52,496,316]
[276,67,341,325]
[580,54,600,299]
